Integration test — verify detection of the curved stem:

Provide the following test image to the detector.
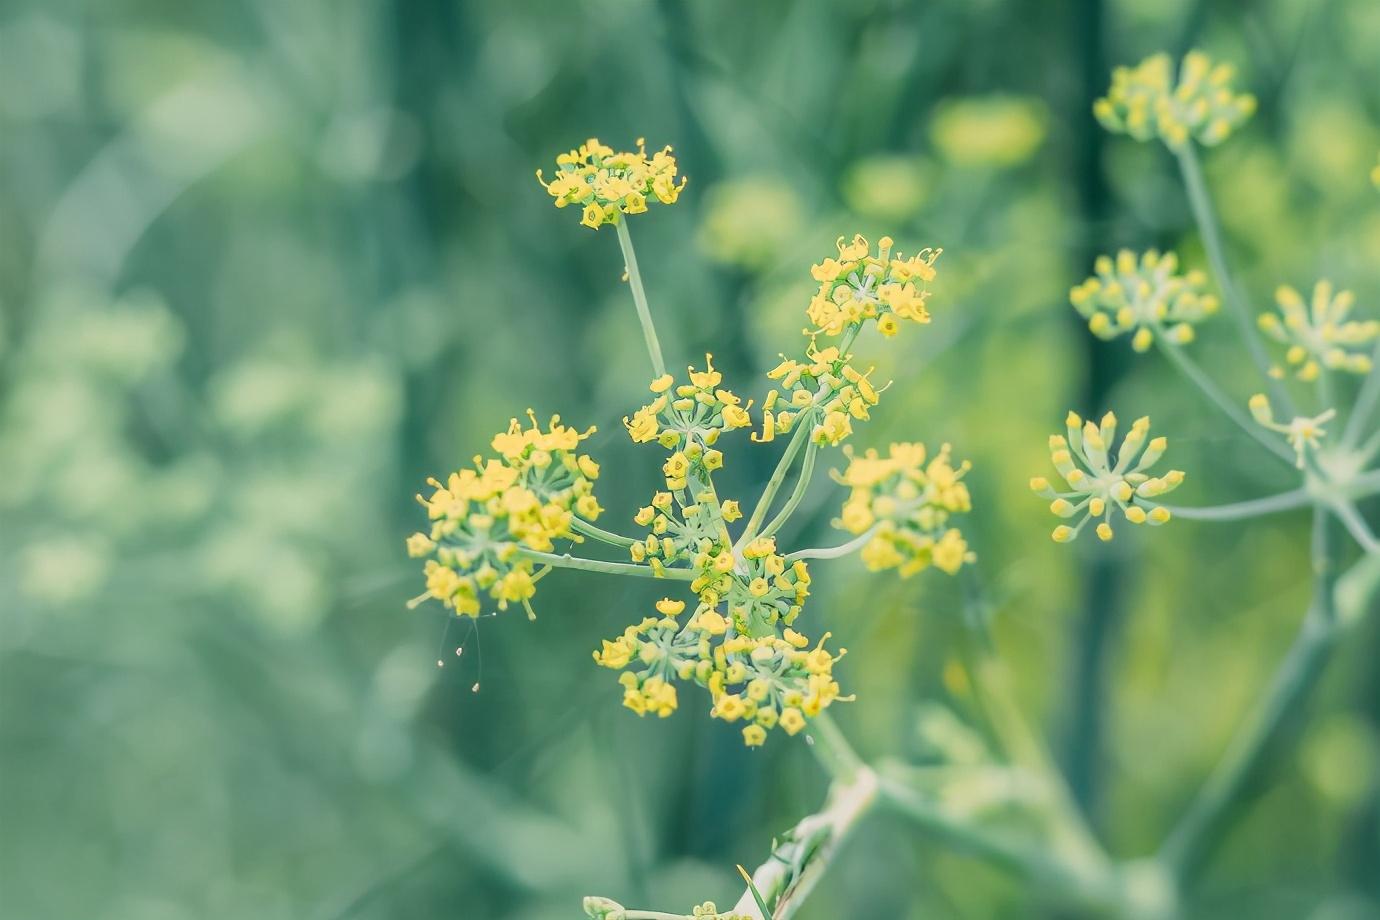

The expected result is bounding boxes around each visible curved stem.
[1330,500,1380,555]
[1174,145,1292,413]
[1161,488,1310,521]
[1340,339,1380,449]
[615,219,667,378]
[572,518,639,548]
[1153,336,1295,464]
[737,420,812,548]
[1159,506,1340,883]
[785,526,879,562]
[516,550,693,580]
[760,442,817,540]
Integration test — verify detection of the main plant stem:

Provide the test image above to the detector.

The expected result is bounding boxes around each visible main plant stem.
[1159,506,1339,882]
[616,219,668,378]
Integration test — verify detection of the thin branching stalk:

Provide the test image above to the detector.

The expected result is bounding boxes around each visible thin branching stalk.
[1340,340,1380,449]
[1161,489,1311,521]
[1329,500,1380,555]
[615,219,667,378]
[1153,336,1295,464]
[517,550,694,580]
[1174,146,1293,413]
[737,420,812,548]
[760,442,817,540]
[785,526,880,562]
[573,518,640,547]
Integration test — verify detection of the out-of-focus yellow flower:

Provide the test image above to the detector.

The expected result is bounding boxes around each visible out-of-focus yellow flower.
[929,95,1047,168]
[833,442,974,576]
[1070,249,1218,351]
[842,155,933,222]
[536,137,686,230]
[807,234,940,337]
[1248,394,1337,468]
[1094,51,1256,148]
[698,177,802,270]
[1259,281,1377,380]
[1032,412,1181,543]
[410,411,602,617]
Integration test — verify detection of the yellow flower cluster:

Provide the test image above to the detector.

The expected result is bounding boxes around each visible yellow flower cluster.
[760,344,883,446]
[1259,281,1377,380]
[807,234,940,337]
[593,595,844,746]
[1070,250,1219,351]
[536,137,686,229]
[833,443,974,576]
[408,412,602,617]
[1248,395,1336,469]
[1094,51,1256,148]
[1031,412,1181,543]
[624,357,753,460]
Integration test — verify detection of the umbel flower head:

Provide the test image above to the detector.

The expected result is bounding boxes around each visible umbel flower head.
[807,234,940,337]
[1032,412,1182,543]
[833,442,974,576]
[760,342,884,446]
[536,137,687,230]
[1259,281,1377,380]
[408,412,603,617]
[1070,249,1219,351]
[593,595,845,747]
[1249,394,1336,469]
[1094,50,1256,148]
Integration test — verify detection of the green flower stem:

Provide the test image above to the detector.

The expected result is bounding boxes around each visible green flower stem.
[1347,468,1380,497]
[1174,145,1293,413]
[1159,506,1342,883]
[731,760,878,919]
[784,526,879,562]
[737,420,812,549]
[1153,336,1295,464]
[572,518,639,548]
[1341,339,1380,449]
[615,218,667,378]
[1160,488,1311,521]
[873,771,1123,910]
[1361,427,1380,465]
[1329,499,1380,555]
[760,441,817,540]
[516,550,693,580]
[956,573,1111,878]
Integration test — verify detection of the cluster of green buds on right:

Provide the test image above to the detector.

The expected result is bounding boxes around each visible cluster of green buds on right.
[1069,249,1219,352]
[1259,281,1378,380]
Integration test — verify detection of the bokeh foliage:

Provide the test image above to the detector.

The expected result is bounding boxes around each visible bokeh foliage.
[1,1,1378,918]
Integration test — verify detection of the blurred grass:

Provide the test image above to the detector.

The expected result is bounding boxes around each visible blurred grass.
[1,1,1378,918]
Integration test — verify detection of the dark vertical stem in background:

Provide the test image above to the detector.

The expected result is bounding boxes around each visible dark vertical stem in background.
[1060,0,1128,829]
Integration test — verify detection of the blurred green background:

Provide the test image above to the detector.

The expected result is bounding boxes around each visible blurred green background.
[2,1,1378,918]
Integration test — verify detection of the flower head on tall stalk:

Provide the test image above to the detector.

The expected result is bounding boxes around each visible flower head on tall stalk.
[1032,412,1183,542]
[1070,249,1219,351]
[536,137,687,229]
[833,442,975,575]
[1094,50,1256,148]
[1259,281,1377,380]
[807,233,941,337]
[408,412,603,617]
